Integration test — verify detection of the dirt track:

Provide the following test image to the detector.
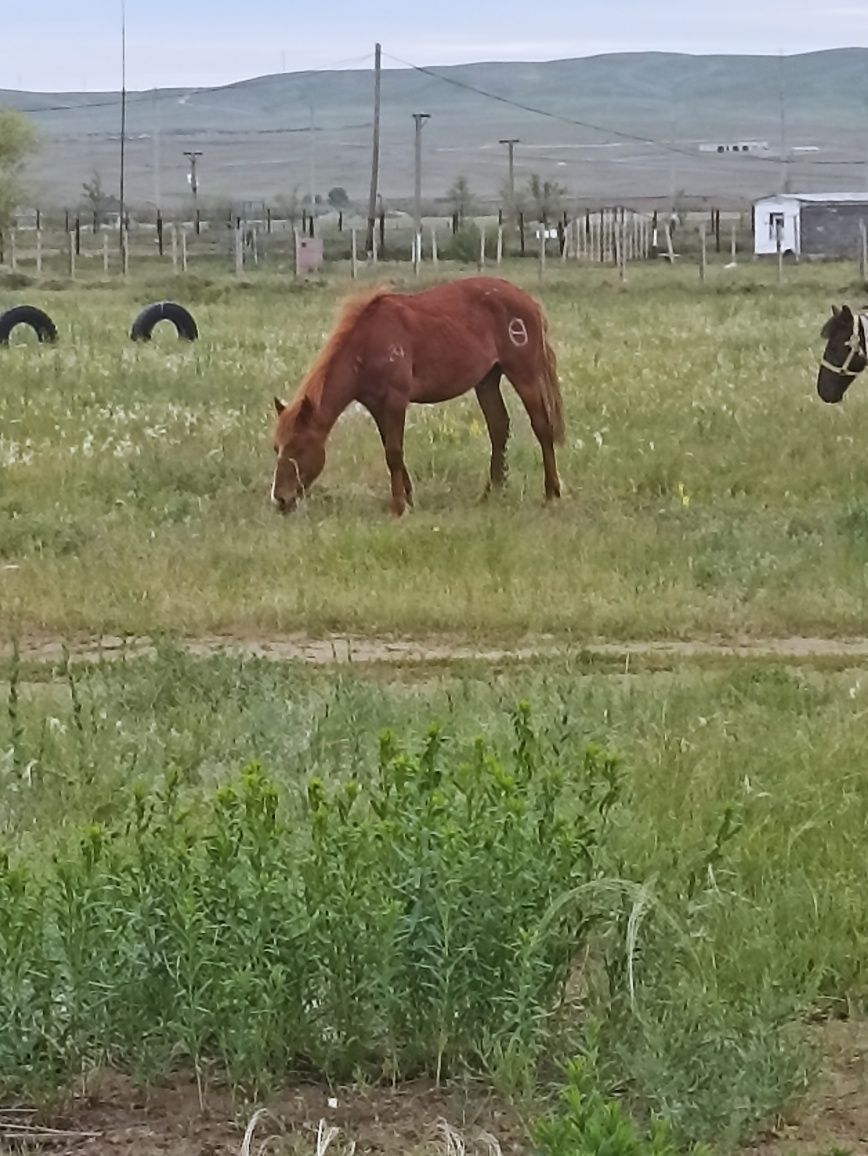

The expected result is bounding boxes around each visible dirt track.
[7,632,868,667]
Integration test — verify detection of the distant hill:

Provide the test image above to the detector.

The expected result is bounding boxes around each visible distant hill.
[4,49,868,212]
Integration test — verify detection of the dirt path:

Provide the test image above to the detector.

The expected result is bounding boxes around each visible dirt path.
[2,1021,865,1155]
[7,632,868,668]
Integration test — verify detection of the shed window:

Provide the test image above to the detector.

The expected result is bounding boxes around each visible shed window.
[769,212,785,239]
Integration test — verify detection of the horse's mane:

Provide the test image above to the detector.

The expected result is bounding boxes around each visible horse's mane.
[292,288,390,408]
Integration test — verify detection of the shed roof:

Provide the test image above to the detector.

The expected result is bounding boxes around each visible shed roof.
[754,192,868,205]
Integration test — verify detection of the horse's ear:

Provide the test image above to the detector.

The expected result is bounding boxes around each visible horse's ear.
[273,397,286,417]
[831,305,840,316]
[297,395,315,425]
[841,304,854,320]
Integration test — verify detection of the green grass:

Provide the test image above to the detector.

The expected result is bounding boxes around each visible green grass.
[4,647,868,1148]
[2,259,868,643]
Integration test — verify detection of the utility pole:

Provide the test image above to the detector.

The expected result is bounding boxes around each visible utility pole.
[777,50,789,193]
[308,102,317,212]
[119,0,127,247]
[152,90,162,212]
[412,112,430,243]
[366,43,382,256]
[499,138,519,221]
[183,151,203,225]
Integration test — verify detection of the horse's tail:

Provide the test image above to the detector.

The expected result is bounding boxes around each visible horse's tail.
[539,310,565,445]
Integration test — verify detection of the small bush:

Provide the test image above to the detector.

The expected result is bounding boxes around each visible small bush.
[534,1051,710,1156]
[0,706,622,1095]
[444,223,482,264]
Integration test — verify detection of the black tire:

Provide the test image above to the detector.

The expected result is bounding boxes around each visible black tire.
[0,305,58,346]
[130,301,199,343]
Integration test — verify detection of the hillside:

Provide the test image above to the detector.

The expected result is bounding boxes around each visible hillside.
[3,48,867,211]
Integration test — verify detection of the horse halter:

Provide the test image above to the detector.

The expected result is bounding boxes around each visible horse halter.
[820,312,867,378]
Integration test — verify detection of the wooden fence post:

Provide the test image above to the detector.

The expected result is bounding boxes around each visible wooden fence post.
[431,228,439,267]
[496,223,503,265]
[776,221,783,285]
[68,232,76,279]
[617,218,626,282]
[36,229,43,275]
[699,223,707,283]
[350,227,358,279]
[479,226,486,270]
[181,229,188,273]
[171,224,178,273]
[9,231,16,271]
[538,224,546,282]
[235,225,243,276]
[122,227,129,277]
[103,232,109,274]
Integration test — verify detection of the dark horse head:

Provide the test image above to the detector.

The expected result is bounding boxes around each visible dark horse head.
[817,305,867,404]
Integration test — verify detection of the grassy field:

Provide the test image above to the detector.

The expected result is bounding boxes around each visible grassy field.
[3,257,868,1154]
[3,646,868,1152]
[2,258,868,644]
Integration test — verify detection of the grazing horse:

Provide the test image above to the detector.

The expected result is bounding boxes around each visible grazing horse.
[271,276,565,515]
[817,304,868,403]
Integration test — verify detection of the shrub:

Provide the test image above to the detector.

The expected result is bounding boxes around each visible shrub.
[0,706,622,1095]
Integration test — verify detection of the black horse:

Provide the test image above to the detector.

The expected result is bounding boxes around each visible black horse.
[817,304,867,403]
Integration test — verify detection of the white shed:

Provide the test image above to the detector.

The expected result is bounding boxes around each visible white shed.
[753,192,868,258]
[753,194,801,256]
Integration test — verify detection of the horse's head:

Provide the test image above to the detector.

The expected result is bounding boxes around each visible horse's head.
[270,395,327,511]
[817,305,867,404]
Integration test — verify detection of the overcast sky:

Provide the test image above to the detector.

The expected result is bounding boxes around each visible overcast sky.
[2,1,867,91]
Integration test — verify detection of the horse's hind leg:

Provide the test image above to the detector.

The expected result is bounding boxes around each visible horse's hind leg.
[475,368,510,495]
[504,372,562,500]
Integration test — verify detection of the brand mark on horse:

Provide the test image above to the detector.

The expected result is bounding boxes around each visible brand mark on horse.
[508,318,529,347]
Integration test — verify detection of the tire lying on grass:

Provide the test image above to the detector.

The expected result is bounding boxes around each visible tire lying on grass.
[0,305,59,346]
[130,301,199,343]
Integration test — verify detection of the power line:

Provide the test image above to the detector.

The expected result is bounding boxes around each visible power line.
[382,50,866,170]
[6,48,865,173]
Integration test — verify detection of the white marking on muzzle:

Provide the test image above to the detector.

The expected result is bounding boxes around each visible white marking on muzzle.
[271,456,302,506]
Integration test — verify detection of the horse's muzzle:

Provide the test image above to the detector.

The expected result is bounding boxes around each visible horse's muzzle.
[817,375,847,404]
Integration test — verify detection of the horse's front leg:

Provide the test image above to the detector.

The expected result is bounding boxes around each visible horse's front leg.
[365,401,414,513]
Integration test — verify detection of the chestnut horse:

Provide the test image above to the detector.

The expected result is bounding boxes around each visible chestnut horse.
[271,276,565,515]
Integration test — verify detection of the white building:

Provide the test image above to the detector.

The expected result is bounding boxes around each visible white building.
[753,193,868,258]
[699,140,769,154]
